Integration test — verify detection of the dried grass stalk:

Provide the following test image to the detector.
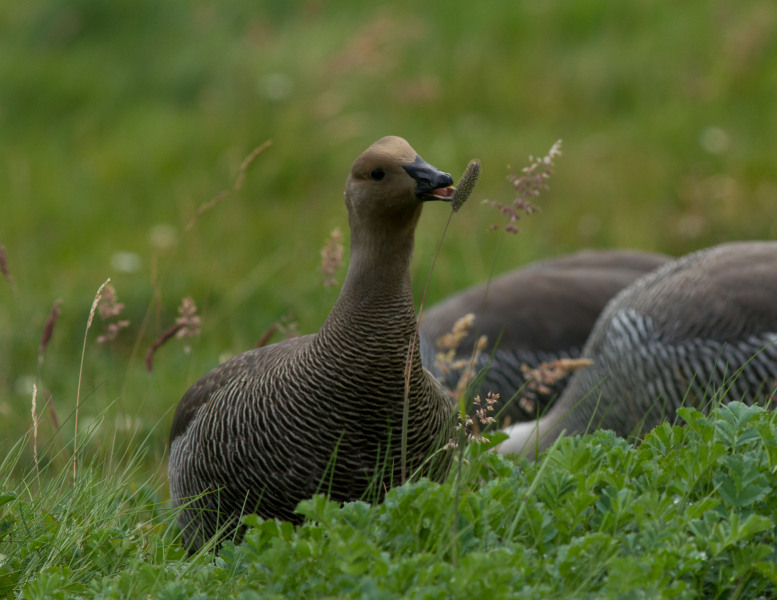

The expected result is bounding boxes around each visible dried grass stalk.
[39,300,62,363]
[31,383,39,484]
[145,324,184,372]
[74,279,110,483]
[186,140,272,231]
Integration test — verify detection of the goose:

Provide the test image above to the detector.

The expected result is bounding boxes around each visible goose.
[419,249,671,423]
[169,136,456,551]
[499,241,777,457]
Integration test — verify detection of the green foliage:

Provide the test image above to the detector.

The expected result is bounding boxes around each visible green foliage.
[215,403,777,598]
[0,430,181,599]
[2,403,776,597]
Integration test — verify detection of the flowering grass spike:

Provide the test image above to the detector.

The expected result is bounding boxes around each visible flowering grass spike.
[96,284,130,344]
[451,160,481,213]
[144,297,201,371]
[320,226,344,287]
[489,139,563,233]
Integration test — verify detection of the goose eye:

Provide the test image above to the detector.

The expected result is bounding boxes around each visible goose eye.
[370,169,386,181]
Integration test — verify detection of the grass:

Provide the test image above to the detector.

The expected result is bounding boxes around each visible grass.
[0,421,178,598]
[1,0,777,595]
[3,403,777,597]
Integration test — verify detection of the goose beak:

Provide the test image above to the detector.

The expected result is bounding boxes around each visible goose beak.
[403,155,455,201]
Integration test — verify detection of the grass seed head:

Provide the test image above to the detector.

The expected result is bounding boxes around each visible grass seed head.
[98,284,124,320]
[489,139,562,233]
[474,392,498,426]
[433,314,490,403]
[521,357,593,395]
[175,297,201,354]
[435,313,476,352]
[450,160,481,213]
[39,299,62,359]
[97,284,130,344]
[320,226,345,287]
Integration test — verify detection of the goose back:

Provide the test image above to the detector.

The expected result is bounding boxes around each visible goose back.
[500,241,777,456]
[420,249,670,423]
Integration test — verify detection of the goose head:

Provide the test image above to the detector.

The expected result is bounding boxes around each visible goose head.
[345,136,454,242]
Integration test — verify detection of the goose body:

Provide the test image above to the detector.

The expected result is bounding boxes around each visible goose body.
[169,137,455,550]
[419,250,671,423]
[500,241,777,456]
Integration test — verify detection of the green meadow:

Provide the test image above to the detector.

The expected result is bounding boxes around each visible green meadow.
[1,0,776,596]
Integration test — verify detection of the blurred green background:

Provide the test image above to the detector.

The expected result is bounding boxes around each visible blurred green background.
[1,0,776,479]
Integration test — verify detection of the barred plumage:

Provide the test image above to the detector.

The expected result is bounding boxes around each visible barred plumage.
[169,137,456,551]
[500,241,777,456]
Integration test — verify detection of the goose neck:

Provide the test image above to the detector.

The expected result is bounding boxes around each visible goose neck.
[319,230,420,348]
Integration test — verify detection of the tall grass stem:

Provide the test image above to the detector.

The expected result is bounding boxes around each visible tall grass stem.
[402,209,456,483]
[31,383,39,486]
[74,279,110,483]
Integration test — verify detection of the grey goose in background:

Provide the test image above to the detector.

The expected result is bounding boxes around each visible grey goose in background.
[419,249,671,424]
[499,241,777,457]
[169,137,456,551]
